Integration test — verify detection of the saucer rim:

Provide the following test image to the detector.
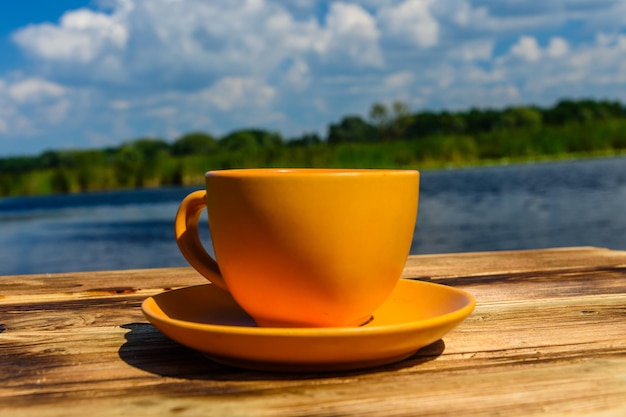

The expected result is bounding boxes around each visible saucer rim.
[141,279,476,337]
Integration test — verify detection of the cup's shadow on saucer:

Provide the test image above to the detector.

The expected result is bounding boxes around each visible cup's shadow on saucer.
[118,322,446,380]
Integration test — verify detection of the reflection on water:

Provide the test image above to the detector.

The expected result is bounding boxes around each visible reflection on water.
[1,156,625,275]
[0,187,214,275]
[414,156,626,254]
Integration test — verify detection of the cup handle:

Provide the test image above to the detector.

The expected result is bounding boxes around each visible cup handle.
[174,190,228,291]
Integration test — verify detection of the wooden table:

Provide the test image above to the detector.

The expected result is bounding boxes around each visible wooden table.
[2,247,625,416]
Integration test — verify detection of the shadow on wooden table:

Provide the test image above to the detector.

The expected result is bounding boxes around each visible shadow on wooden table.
[118,322,445,380]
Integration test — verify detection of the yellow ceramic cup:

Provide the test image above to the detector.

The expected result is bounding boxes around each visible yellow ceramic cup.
[175,168,419,328]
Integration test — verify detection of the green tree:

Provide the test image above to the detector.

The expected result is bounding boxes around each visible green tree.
[288,132,322,147]
[219,129,283,151]
[369,101,412,140]
[131,138,171,159]
[39,150,66,169]
[389,101,412,139]
[464,108,500,134]
[172,132,217,156]
[499,106,542,129]
[438,111,466,135]
[327,116,376,144]
[127,138,171,186]
[541,99,626,125]
[406,111,440,138]
[114,144,143,187]
[68,150,108,191]
[50,168,74,193]
[369,102,390,131]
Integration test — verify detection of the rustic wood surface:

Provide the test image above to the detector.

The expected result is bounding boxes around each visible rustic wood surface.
[1,246,625,416]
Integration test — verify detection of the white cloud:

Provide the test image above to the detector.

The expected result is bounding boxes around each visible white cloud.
[13,7,128,63]
[3,0,626,155]
[8,78,65,103]
[491,30,626,103]
[450,0,490,27]
[323,2,384,67]
[0,80,19,135]
[200,77,276,111]
[596,32,626,49]
[145,106,177,118]
[43,98,71,124]
[546,37,570,58]
[111,99,131,110]
[285,59,311,90]
[0,77,71,140]
[510,36,542,61]
[452,39,494,62]
[8,0,389,90]
[384,71,415,90]
[379,0,439,48]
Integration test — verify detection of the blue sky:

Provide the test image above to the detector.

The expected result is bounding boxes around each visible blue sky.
[1,0,626,156]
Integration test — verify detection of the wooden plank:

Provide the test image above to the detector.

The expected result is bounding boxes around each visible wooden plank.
[402,246,626,279]
[2,328,626,417]
[2,329,626,417]
[1,247,626,416]
[1,246,625,304]
[4,354,626,417]
[2,293,625,383]
[2,248,625,315]
[0,267,201,297]
[2,247,625,298]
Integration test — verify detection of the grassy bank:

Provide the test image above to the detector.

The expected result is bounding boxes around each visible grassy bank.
[2,99,626,197]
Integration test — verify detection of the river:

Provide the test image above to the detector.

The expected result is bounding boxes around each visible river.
[1,156,625,275]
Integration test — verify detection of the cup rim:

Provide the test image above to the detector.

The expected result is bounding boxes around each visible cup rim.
[205,168,419,178]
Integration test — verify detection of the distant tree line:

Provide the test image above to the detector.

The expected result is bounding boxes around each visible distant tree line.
[2,98,626,196]
[328,98,625,143]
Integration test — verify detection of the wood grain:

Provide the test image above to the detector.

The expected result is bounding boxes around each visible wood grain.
[1,246,626,416]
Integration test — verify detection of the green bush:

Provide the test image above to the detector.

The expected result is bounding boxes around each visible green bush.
[3,100,626,197]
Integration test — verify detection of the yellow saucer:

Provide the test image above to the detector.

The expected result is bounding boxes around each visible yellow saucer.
[141,279,475,372]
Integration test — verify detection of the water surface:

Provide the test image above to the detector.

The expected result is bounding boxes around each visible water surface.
[1,156,625,275]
